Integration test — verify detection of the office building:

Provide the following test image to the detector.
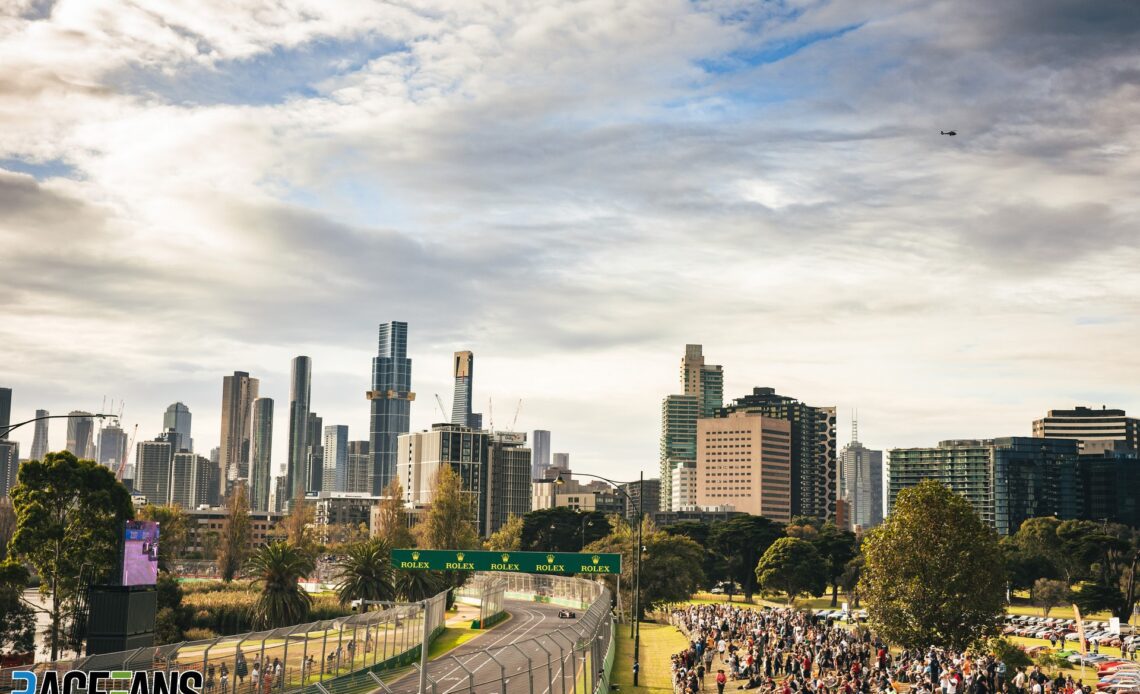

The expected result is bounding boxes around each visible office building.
[398,423,488,534]
[696,411,792,522]
[270,465,288,513]
[1033,406,1139,453]
[66,411,96,460]
[323,425,349,493]
[659,394,699,511]
[218,371,259,500]
[171,452,211,509]
[531,468,623,515]
[839,418,884,531]
[617,478,661,520]
[345,441,372,494]
[136,439,174,505]
[451,351,483,428]
[248,397,274,512]
[368,322,414,495]
[306,412,324,493]
[486,432,532,535]
[0,440,18,497]
[670,463,697,511]
[553,452,569,469]
[888,437,1081,536]
[287,356,312,503]
[30,409,49,462]
[184,508,285,557]
[653,508,746,527]
[97,424,130,470]
[162,402,193,453]
[307,492,384,538]
[531,430,551,478]
[1078,445,1140,528]
[0,388,10,437]
[681,344,724,418]
[717,387,837,520]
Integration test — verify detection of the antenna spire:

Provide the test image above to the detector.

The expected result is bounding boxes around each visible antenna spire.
[852,409,859,445]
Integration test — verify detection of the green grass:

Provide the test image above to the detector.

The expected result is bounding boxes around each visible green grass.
[613,623,689,694]
[426,625,483,659]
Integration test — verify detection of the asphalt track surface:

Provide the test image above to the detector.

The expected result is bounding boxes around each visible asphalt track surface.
[384,600,607,694]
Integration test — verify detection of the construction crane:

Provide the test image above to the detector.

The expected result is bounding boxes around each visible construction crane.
[509,399,522,432]
[117,423,138,481]
[434,394,450,422]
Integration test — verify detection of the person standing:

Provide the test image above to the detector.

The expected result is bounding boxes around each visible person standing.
[717,669,727,694]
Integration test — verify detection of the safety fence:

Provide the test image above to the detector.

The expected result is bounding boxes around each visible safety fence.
[0,591,449,694]
[456,576,506,629]
[365,572,614,694]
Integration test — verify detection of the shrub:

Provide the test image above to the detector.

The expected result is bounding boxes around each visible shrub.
[183,628,219,642]
[988,638,1032,670]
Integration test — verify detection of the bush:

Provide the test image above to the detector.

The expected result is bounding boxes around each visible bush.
[988,638,1032,670]
[183,628,219,642]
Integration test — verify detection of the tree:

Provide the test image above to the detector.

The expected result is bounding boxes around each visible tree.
[809,522,857,607]
[585,516,704,620]
[755,537,825,604]
[1002,535,1060,600]
[414,466,480,550]
[0,561,35,656]
[709,515,784,602]
[247,540,315,628]
[8,451,134,660]
[1071,527,1140,621]
[276,490,318,557]
[521,507,609,552]
[374,479,414,549]
[840,555,864,608]
[396,570,445,602]
[0,497,16,562]
[859,480,1005,650]
[663,521,727,591]
[1034,578,1070,617]
[336,538,396,611]
[485,514,524,551]
[136,504,191,573]
[217,482,253,582]
[321,522,370,551]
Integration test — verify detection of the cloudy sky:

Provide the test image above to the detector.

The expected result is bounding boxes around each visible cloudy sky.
[2,0,1139,481]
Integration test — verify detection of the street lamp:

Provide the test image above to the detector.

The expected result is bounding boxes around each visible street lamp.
[555,470,645,686]
[580,517,594,548]
[0,412,118,440]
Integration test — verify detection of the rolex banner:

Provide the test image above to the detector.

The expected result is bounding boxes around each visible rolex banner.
[391,548,622,575]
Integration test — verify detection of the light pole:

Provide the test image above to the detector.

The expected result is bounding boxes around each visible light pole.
[555,470,644,686]
[580,517,594,549]
[0,412,118,440]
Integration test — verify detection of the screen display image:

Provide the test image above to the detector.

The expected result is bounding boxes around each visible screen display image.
[122,520,160,586]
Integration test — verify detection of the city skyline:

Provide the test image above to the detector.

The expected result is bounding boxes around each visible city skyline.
[1,2,1138,483]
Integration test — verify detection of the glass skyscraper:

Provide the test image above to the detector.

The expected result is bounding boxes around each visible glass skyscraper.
[249,397,274,512]
[286,356,312,504]
[369,321,413,495]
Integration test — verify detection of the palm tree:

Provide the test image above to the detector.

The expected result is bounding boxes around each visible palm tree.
[247,541,315,628]
[396,569,444,602]
[335,538,396,611]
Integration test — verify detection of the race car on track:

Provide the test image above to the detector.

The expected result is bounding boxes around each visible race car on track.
[558,609,577,619]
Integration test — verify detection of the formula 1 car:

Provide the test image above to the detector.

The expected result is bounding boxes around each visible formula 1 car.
[558,609,577,619]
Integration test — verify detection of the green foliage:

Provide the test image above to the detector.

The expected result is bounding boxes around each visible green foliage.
[755,537,825,604]
[485,514,524,551]
[859,480,1006,650]
[8,451,134,660]
[808,522,857,607]
[988,637,1032,670]
[246,540,316,629]
[663,521,726,589]
[155,607,182,644]
[217,482,252,582]
[0,497,15,562]
[520,507,609,552]
[1033,578,1071,616]
[136,504,191,573]
[375,479,415,550]
[335,538,396,609]
[396,570,446,602]
[414,466,480,551]
[709,515,784,601]
[0,561,35,655]
[183,627,219,642]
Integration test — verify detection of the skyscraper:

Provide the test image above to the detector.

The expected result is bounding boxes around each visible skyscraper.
[218,371,259,500]
[368,322,413,495]
[659,394,699,511]
[838,416,884,531]
[306,412,324,493]
[486,432,532,535]
[163,402,193,453]
[345,441,371,494]
[0,440,19,497]
[30,409,49,462]
[97,423,129,469]
[66,411,96,460]
[249,397,274,512]
[286,356,312,503]
[171,452,211,509]
[0,387,11,437]
[531,430,551,478]
[1033,406,1139,453]
[681,345,724,418]
[696,411,793,521]
[397,423,488,533]
[717,387,837,520]
[136,439,174,505]
[323,425,349,492]
[451,351,481,428]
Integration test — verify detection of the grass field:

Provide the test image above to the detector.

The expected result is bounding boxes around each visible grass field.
[426,624,484,659]
[613,623,689,694]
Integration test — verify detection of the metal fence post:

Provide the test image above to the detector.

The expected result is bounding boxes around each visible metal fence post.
[509,644,535,694]
[549,632,573,694]
[418,600,430,694]
[484,649,509,694]
[534,639,555,694]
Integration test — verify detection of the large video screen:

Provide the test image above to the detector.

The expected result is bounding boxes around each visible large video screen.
[122,520,160,586]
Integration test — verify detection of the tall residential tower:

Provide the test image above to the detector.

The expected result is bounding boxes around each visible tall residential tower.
[218,371,259,500]
[249,397,274,512]
[367,322,413,495]
[286,356,312,504]
[29,409,49,462]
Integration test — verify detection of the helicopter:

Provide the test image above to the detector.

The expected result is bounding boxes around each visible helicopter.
[940,130,957,136]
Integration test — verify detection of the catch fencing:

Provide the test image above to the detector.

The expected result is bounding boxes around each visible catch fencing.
[0,591,449,694]
[455,576,506,629]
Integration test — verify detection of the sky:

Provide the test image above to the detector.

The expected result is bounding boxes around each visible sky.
[2,0,1139,482]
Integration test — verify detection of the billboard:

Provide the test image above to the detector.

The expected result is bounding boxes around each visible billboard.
[122,520,159,586]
